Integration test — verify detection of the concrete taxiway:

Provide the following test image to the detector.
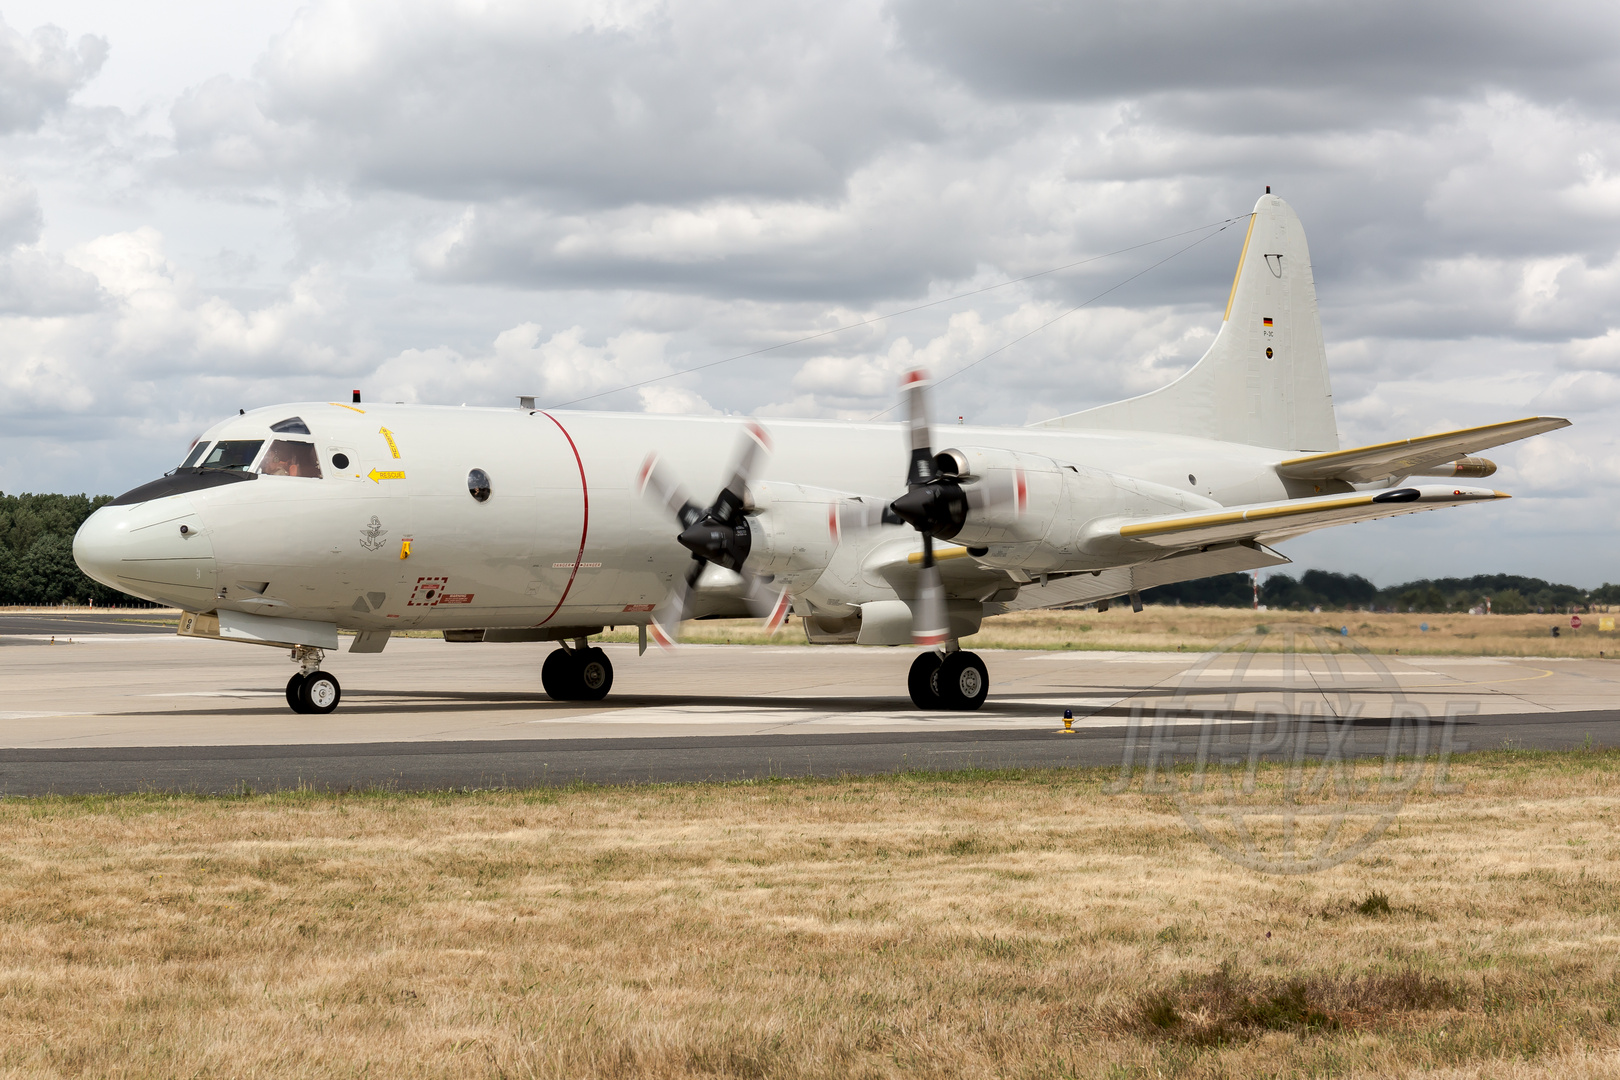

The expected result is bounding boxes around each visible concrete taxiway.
[2,614,1617,794]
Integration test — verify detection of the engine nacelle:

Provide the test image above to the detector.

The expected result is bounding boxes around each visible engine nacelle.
[940,448,1222,572]
[931,446,1066,546]
[744,481,878,591]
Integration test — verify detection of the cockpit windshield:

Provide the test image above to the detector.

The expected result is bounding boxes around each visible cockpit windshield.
[179,440,209,469]
[199,440,264,471]
[258,440,323,478]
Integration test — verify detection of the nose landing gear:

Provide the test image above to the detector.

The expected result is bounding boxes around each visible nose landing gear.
[542,639,614,702]
[907,643,988,711]
[285,646,342,714]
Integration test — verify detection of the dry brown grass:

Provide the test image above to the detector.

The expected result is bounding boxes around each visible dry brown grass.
[599,606,1620,658]
[5,752,1620,1077]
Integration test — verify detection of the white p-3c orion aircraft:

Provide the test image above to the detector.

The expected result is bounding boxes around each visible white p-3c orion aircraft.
[73,194,1569,715]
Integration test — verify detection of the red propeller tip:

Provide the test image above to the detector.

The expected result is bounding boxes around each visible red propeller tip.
[901,369,929,387]
[765,589,791,634]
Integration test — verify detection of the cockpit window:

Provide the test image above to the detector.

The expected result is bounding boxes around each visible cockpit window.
[270,416,311,434]
[258,440,323,478]
[179,440,210,469]
[200,440,264,471]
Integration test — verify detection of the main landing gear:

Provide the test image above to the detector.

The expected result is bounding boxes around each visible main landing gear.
[542,640,614,702]
[908,646,989,711]
[285,646,341,714]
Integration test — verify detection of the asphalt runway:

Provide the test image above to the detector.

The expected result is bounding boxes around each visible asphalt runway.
[2,613,1617,794]
[0,611,177,637]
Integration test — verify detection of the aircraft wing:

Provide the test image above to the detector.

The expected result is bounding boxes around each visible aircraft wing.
[1095,485,1509,550]
[1276,417,1569,483]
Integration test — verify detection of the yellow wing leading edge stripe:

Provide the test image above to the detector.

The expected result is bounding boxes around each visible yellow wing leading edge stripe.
[1119,493,1377,539]
[1277,416,1569,477]
[905,545,972,566]
[1117,490,1509,540]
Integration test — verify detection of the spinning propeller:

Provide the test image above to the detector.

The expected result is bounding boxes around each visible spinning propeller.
[638,421,790,648]
[879,369,1022,646]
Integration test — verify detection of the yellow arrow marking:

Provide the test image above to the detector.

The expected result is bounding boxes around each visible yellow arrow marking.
[369,469,406,483]
[379,426,400,458]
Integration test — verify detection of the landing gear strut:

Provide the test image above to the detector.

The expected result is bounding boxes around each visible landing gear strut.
[542,640,614,702]
[907,645,988,711]
[285,646,341,714]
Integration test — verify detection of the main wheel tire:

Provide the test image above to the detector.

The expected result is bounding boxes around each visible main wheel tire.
[937,651,988,711]
[576,647,613,701]
[286,673,308,714]
[541,648,580,701]
[298,671,342,714]
[908,652,943,709]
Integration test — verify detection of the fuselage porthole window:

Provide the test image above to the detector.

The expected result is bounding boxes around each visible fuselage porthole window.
[200,440,264,471]
[332,453,350,471]
[259,440,324,478]
[468,468,491,502]
[179,440,210,469]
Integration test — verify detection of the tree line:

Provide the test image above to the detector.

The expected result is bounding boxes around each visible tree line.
[4,491,1616,613]
[1143,569,1620,614]
[0,492,132,605]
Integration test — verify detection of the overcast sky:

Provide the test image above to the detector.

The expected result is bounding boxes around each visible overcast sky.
[2,0,1616,588]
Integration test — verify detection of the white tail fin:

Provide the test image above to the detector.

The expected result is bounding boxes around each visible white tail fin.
[1040,193,1339,452]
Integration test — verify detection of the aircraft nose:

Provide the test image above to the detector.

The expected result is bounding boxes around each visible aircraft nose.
[74,499,219,607]
[72,506,124,591]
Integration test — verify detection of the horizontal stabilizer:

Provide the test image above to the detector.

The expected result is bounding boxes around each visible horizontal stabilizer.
[1095,485,1508,550]
[1277,417,1569,484]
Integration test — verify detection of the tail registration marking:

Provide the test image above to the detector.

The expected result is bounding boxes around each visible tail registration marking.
[378,426,401,458]
[369,469,406,483]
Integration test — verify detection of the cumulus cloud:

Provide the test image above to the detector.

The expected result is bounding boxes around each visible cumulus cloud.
[0,15,107,133]
[891,0,1620,107]
[168,0,939,205]
[371,321,717,414]
[5,0,1620,584]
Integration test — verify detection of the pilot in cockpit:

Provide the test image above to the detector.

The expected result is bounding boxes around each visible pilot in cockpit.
[259,439,323,478]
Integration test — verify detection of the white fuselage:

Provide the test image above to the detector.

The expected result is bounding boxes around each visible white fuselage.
[74,401,1302,634]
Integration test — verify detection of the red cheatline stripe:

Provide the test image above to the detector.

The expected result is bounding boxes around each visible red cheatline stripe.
[537,412,589,626]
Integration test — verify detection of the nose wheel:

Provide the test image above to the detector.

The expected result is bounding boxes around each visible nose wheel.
[542,644,614,702]
[285,646,342,714]
[908,648,987,711]
[285,671,342,714]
